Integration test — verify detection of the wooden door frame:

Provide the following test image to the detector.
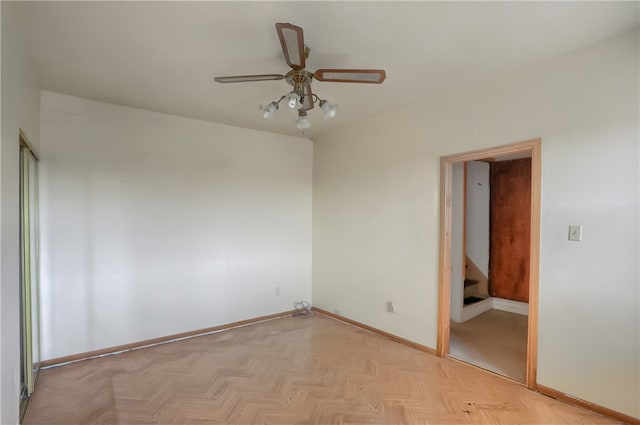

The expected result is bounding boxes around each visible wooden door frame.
[436,138,541,390]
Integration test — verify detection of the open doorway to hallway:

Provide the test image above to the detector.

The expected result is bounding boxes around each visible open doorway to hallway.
[437,139,541,390]
[449,156,531,383]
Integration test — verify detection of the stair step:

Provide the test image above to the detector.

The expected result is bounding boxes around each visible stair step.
[463,295,486,306]
[464,279,479,288]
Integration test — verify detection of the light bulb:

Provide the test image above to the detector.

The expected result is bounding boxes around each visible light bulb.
[295,113,311,129]
[319,100,338,119]
[287,92,300,109]
[260,102,278,120]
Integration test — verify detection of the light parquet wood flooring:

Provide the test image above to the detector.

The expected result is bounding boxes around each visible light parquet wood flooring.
[24,314,620,425]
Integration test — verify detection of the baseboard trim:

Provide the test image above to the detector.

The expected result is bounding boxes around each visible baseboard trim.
[537,384,639,425]
[312,307,436,355]
[459,297,493,322]
[40,310,296,368]
[492,297,529,316]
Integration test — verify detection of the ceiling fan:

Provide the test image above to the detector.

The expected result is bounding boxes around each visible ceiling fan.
[214,23,386,129]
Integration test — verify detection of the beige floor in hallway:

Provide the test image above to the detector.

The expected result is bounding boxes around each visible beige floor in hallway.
[450,308,528,383]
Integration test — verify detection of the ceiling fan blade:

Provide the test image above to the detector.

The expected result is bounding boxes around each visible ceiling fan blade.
[214,74,285,83]
[275,23,306,70]
[314,69,386,84]
[301,84,314,111]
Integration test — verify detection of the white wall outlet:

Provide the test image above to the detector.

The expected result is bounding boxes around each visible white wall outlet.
[387,301,395,313]
[568,225,582,241]
[275,287,281,296]
[333,309,340,315]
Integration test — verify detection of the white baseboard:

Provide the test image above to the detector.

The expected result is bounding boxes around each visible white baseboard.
[492,297,529,316]
[456,297,528,323]
[459,297,493,322]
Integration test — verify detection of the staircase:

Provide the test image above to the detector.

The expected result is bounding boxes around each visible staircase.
[463,279,486,305]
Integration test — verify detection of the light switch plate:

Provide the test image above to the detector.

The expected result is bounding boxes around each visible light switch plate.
[568,225,582,241]
[387,301,395,313]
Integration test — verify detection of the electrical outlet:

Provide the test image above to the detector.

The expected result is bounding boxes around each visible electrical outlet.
[334,309,340,315]
[568,225,582,241]
[275,287,281,296]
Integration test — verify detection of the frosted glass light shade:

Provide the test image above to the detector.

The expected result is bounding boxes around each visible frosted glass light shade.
[320,100,338,119]
[260,102,279,120]
[295,114,311,129]
[287,92,301,109]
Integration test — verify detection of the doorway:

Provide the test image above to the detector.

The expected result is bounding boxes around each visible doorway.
[449,157,531,382]
[436,138,541,390]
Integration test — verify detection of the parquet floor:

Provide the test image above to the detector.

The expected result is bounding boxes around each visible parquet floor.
[24,314,619,424]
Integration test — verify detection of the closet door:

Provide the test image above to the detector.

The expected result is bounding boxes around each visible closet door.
[20,144,40,396]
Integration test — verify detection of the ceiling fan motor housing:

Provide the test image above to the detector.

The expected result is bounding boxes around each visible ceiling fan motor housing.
[286,69,313,92]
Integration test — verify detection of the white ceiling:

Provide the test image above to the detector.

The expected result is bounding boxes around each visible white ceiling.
[12,1,639,139]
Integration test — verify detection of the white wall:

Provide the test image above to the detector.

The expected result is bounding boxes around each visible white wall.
[39,92,312,360]
[312,29,639,418]
[1,3,41,424]
[465,161,490,277]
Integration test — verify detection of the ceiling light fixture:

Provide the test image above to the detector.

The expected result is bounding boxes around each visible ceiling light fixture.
[259,77,337,129]
[260,92,337,129]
